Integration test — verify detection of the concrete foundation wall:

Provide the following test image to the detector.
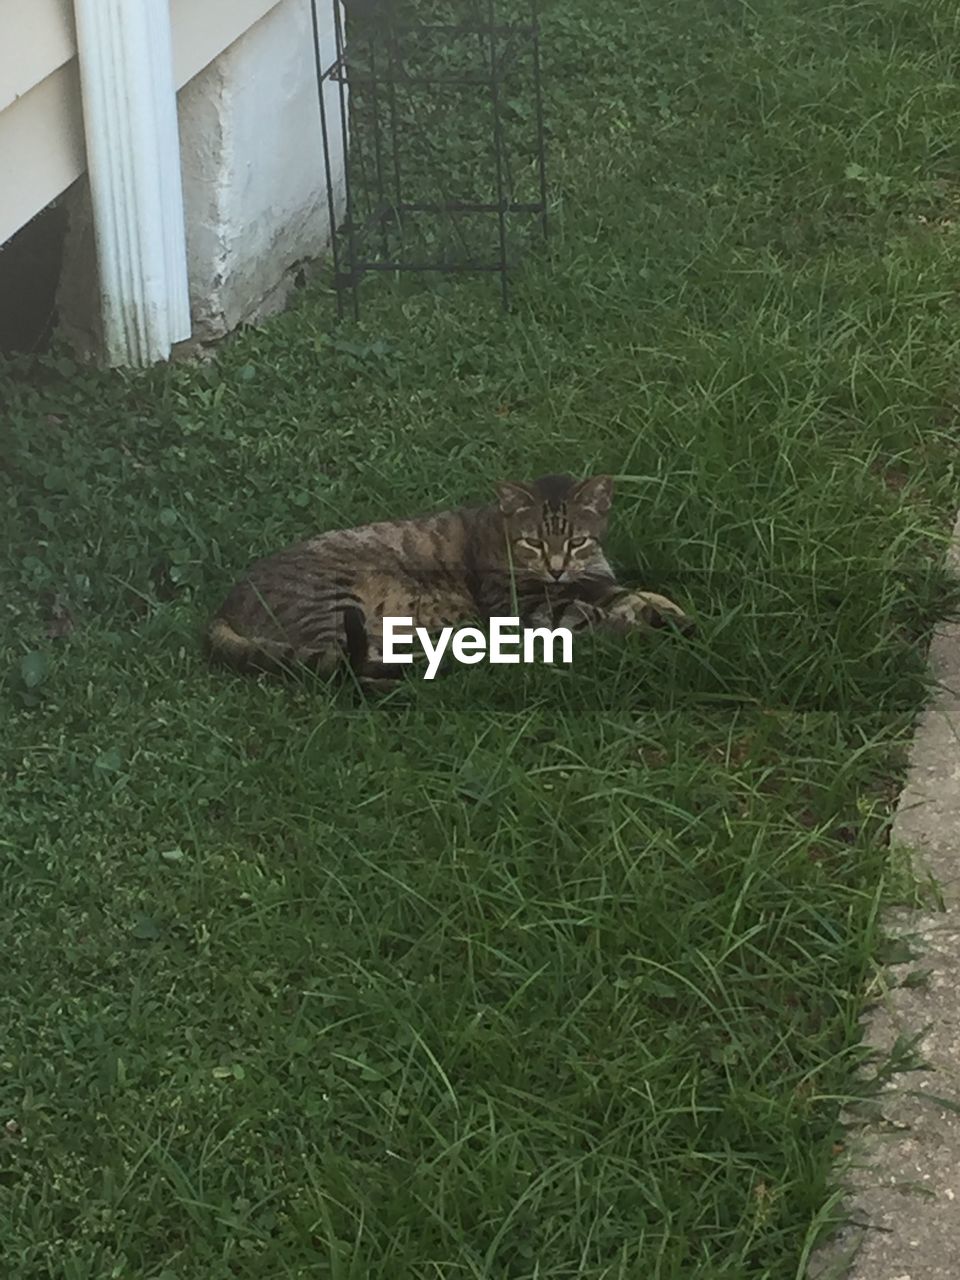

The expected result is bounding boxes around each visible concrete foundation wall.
[178,0,346,343]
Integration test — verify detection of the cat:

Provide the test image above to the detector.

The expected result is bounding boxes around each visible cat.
[206,473,693,682]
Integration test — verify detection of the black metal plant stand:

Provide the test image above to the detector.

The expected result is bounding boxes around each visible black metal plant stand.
[309,0,548,319]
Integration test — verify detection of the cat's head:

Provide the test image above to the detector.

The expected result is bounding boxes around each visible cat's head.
[496,473,613,582]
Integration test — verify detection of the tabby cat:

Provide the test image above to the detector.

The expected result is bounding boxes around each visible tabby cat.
[207,473,693,681]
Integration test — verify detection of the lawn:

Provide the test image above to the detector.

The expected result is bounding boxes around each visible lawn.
[4,0,960,1276]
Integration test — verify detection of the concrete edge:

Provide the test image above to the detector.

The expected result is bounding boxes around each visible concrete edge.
[809,511,960,1280]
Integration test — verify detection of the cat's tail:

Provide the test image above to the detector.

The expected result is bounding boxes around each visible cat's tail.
[205,617,331,677]
[206,617,285,673]
[205,609,374,679]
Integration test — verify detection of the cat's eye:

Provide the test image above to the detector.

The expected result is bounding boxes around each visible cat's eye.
[568,537,591,550]
[517,537,545,552]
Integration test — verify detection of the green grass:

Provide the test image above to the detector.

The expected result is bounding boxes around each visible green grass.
[4,0,960,1275]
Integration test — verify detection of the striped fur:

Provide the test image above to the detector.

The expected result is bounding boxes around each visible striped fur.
[206,474,693,681]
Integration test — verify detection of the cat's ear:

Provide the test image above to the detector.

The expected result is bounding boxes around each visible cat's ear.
[496,480,536,517]
[573,474,614,516]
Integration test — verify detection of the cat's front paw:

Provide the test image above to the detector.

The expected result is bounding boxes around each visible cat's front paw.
[607,591,695,635]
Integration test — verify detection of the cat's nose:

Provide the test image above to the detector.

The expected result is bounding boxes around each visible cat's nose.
[549,567,565,580]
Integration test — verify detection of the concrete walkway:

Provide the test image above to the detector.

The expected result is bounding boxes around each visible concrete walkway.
[812,517,960,1279]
